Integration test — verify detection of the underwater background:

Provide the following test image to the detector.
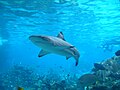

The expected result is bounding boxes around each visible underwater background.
[0,0,120,90]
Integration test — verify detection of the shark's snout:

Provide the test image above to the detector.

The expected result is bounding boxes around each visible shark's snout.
[29,36,34,40]
[29,35,42,40]
[29,35,51,44]
[29,35,41,43]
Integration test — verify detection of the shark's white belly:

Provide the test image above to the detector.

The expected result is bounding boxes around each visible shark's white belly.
[38,43,73,56]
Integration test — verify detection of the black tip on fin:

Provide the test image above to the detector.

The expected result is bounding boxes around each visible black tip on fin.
[38,55,43,57]
[57,31,65,41]
[75,61,78,66]
[38,53,46,57]
[70,46,75,48]
[60,31,63,35]
[66,56,71,60]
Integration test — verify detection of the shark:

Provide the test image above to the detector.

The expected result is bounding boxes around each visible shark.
[29,32,80,66]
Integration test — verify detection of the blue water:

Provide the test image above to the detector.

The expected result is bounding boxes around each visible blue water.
[0,0,120,89]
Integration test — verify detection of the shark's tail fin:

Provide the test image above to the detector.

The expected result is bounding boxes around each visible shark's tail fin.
[74,56,79,66]
[75,60,79,66]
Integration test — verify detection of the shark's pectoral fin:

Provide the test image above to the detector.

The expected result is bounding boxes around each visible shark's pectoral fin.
[57,31,65,41]
[38,49,50,57]
[66,56,71,60]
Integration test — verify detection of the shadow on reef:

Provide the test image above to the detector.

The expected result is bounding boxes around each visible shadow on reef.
[0,50,120,90]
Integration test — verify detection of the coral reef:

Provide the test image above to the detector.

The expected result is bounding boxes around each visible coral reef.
[0,65,78,90]
[90,56,120,90]
[1,56,120,90]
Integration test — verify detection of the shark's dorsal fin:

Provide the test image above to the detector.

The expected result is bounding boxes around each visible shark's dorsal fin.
[38,49,50,57]
[57,32,65,41]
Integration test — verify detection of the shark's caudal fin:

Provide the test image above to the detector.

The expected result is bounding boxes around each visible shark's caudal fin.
[57,32,65,41]
[75,60,79,66]
[38,49,50,57]
[74,56,79,66]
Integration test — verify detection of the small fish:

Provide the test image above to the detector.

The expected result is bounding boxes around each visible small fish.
[94,63,106,70]
[17,87,24,90]
[115,50,120,56]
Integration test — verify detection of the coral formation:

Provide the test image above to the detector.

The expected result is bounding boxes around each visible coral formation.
[1,56,120,90]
